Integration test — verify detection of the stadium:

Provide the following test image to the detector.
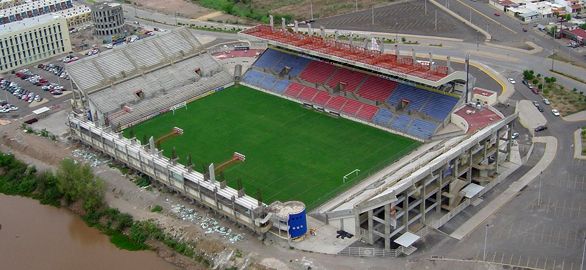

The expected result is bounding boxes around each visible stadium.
[67,21,517,256]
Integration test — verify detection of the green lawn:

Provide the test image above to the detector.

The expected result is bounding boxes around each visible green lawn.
[125,85,420,209]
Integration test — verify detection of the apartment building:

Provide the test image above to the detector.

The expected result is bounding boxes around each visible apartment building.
[0,14,71,72]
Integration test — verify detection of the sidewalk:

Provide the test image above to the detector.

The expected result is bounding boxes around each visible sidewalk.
[450,136,557,240]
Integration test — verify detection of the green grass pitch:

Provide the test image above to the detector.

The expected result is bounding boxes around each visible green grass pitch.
[125,85,420,209]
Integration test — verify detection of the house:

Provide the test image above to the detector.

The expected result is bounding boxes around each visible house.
[562,27,586,45]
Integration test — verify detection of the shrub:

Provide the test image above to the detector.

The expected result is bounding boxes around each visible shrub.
[151,205,163,213]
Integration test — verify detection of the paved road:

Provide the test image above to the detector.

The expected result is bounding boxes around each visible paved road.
[440,0,586,65]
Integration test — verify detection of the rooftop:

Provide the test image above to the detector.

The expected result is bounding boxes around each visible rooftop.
[0,0,70,17]
[0,13,62,35]
[473,87,496,97]
[454,104,503,133]
[241,25,454,84]
[568,28,586,39]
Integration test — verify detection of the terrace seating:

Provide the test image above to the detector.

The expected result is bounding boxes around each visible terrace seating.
[284,82,305,98]
[273,79,290,94]
[420,92,459,121]
[407,119,438,139]
[387,84,430,113]
[127,41,166,68]
[391,114,411,132]
[355,104,379,121]
[372,108,393,127]
[252,49,310,76]
[341,99,363,116]
[299,87,318,102]
[299,61,337,85]
[325,96,348,111]
[242,69,266,85]
[275,52,311,77]
[326,68,367,92]
[253,49,283,70]
[312,91,332,106]
[357,76,398,102]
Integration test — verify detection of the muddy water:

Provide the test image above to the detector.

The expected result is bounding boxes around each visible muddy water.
[0,195,176,270]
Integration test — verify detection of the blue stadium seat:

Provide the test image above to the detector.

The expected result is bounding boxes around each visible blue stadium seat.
[420,92,459,121]
[407,119,438,139]
[273,80,290,94]
[391,114,411,132]
[373,108,393,127]
[252,49,310,76]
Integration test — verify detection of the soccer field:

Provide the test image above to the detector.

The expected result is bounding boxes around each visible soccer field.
[125,85,420,209]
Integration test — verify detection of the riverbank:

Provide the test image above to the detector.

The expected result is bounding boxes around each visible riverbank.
[0,194,177,270]
[0,119,287,269]
[0,153,213,268]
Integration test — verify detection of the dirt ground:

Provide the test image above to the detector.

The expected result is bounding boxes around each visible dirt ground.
[129,0,211,19]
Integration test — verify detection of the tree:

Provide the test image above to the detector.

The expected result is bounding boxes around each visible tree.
[523,70,535,80]
[532,78,539,85]
[538,83,543,90]
[550,77,556,83]
[56,159,105,212]
[565,14,571,21]
[581,23,586,30]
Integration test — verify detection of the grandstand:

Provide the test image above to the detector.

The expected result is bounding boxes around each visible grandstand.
[67,27,232,128]
[66,21,519,257]
[241,48,461,140]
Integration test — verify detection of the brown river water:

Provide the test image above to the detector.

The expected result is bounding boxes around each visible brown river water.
[0,194,176,270]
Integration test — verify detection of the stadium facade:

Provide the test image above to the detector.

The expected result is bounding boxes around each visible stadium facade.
[67,25,519,256]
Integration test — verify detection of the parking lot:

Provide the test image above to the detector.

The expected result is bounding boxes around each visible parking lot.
[0,59,74,120]
[315,0,479,41]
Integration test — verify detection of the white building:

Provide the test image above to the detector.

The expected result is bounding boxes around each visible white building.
[0,14,72,72]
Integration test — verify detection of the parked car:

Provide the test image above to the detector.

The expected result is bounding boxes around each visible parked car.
[508,78,516,84]
[536,105,544,112]
[551,109,560,116]
[494,12,501,16]
[511,132,520,139]
[543,98,550,105]
[534,125,548,132]
[532,101,539,107]
[531,87,539,94]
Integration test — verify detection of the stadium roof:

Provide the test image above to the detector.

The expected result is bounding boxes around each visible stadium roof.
[241,25,467,88]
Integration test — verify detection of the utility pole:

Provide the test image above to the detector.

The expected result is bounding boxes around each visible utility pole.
[483,224,489,261]
[551,48,555,71]
[355,0,358,12]
[425,0,427,15]
[465,53,470,103]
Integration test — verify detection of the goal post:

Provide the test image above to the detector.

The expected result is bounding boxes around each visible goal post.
[343,169,360,183]
[170,101,187,115]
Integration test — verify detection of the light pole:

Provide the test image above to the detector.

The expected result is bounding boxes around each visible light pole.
[355,0,358,12]
[483,224,489,261]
